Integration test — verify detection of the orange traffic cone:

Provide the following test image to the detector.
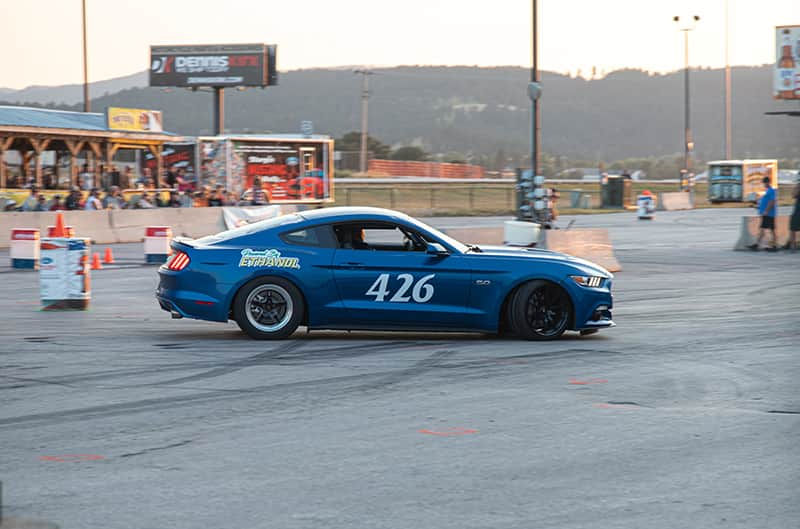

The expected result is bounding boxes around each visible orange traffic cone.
[52,212,67,237]
[91,253,103,270]
[103,247,115,264]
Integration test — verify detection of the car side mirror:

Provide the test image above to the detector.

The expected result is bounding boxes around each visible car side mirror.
[426,242,449,256]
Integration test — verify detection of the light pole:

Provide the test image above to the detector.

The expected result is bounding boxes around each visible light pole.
[529,0,544,222]
[354,69,373,174]
[673,15,700,190]
[723,0,732,159]
[82,0,90,112]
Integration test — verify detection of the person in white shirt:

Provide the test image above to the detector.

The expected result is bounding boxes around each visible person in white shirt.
[84,188,102,210]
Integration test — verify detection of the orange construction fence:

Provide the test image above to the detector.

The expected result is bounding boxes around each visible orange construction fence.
[367,160,485,178]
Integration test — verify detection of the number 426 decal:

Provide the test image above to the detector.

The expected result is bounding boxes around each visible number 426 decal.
[365,273,435,303]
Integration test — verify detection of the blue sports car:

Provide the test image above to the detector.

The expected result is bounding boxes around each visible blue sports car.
[156,207,614,340]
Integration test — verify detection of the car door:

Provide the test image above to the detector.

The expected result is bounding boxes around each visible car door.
[331,222,473,329]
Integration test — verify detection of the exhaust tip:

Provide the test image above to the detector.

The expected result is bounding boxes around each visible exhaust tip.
[170,311,183,319]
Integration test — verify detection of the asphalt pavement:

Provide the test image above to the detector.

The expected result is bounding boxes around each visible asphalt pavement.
[0,207,798,529]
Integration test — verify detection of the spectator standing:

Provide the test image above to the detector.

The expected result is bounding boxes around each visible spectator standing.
[164,168,177,189]
[250,178,269,205]
[84,188,103,210]
[20,185,39,211]
[121,166,134,189]
[109,165,121,188]
[135,191,156,209]
[79,163,93,190]
[176,168,191,192]
[65,187,83,210]
[748,176,778,251]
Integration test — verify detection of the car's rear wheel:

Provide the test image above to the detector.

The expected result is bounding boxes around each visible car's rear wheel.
[233,277,304,340]
[509,280,571,340]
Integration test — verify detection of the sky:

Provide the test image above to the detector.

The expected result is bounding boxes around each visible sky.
[1,0,798,89]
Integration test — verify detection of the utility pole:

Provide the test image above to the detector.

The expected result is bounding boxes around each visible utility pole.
[355,69,373,174]
[82,0,90,112]
[673,15,700,190]
[724,0,732,159]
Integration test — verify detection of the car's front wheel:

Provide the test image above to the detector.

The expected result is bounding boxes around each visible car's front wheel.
[508,280,572,340]
[233,277,304,339]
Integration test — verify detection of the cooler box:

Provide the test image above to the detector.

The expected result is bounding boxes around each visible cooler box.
[10,228,40,269]
[144,226,173,264]
[504,220,542,247]
[40,238,91,310]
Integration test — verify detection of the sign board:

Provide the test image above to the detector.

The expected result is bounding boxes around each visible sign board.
[106,107,163,133]
[775,25,800,100]
[149,44,278,87]
[40,238,91,310]
[143,141,196,177]
[301,120,314,137]
[198,136,333,203]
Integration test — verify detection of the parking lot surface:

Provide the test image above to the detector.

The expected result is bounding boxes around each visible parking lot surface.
[1,207,798,529]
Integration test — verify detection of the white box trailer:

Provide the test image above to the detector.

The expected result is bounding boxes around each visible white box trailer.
[707,160,778,203]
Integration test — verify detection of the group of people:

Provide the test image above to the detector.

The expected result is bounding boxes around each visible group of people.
[5,183,256,212]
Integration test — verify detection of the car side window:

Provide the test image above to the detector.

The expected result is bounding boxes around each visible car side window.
[334,223,426,251]
[280,225,337,248]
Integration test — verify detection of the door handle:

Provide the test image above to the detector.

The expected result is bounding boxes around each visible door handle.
[342,261,365,268]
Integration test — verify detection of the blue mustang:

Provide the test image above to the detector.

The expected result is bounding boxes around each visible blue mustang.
[156,207,614,340]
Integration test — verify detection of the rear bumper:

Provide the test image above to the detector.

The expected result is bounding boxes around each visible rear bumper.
[156,269,229,322]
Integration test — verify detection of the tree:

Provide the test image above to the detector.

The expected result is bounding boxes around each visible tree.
[335,131,391,159]
[390,146,429,161]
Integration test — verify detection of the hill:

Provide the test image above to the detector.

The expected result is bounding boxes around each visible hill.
[1,66,797,162]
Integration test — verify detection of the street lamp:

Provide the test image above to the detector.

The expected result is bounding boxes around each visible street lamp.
[673,14,700,191]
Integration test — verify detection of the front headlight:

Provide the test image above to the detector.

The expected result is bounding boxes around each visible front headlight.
[570,275,604,288]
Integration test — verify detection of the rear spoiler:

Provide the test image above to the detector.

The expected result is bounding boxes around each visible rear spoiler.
[171,236,195,249]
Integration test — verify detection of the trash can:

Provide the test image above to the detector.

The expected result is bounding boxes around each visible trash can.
[601,176,632,208]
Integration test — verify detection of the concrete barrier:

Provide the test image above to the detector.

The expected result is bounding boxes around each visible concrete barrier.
[539,229,621,272]
[657,191,694,211]
[1,207,291,248]
[733,215,792,250]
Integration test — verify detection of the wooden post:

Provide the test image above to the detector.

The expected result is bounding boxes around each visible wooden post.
[64,139,85,189]
[0,136,13,188]
[147,145,163,188]
[29,138,51,188]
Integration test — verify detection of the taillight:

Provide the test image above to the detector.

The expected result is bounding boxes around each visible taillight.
[167,251,190,271]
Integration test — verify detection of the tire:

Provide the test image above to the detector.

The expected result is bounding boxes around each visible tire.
[508,280,572,341]
[233,276,304,340]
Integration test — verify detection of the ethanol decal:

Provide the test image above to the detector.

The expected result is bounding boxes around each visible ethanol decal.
[238,249,300,269]
[365,273,435,303]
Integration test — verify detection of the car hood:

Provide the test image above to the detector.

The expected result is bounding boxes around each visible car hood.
[469,245,612,278]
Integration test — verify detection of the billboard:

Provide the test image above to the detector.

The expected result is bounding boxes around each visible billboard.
[775,25,800,100]
[149,44,277,87]
[106,107,163,132]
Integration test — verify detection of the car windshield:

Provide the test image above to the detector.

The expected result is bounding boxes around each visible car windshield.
[402,216,469,253]
[194,213,303,245]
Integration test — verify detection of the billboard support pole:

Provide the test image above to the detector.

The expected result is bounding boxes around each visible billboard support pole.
[213,87,224,136]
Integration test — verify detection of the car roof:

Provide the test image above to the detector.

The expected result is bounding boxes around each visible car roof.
[297,206,413,224]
